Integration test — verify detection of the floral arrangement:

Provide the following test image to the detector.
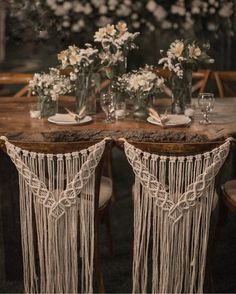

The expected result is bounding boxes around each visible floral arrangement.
[29,68,73,101]
[158,39,214,78]
[57,44,99,79]
[94,22,139,79]
[116,66,164,99]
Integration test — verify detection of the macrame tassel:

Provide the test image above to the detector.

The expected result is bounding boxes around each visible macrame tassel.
[1,137,106,294]
[124,139,230,294]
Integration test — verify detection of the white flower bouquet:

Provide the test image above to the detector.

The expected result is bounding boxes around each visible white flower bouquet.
[158,39,214,78]
[117,66,164,99]
[29,68,73,116]
[94,22,139,79]
[58,44,99,79]
[158,39,214,113]
[116,66,164,119]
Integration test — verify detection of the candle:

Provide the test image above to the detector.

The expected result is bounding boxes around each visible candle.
[30,110,41,119]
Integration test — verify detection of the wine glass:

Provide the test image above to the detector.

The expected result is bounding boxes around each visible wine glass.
[198,93,215,125]
[100,93,115,123]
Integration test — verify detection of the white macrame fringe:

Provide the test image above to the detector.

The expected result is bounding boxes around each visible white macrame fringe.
[0,136,106,294]
[123,139,231,294]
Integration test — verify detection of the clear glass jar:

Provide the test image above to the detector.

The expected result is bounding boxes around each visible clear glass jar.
[38,95,58,117]
[171,69,192,114]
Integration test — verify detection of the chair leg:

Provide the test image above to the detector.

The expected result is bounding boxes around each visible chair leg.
[217,193,229,228]
[94,221,105,293]
[205,191,230,293]
[104,208,114,258]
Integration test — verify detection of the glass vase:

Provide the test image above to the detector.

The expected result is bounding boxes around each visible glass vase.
[171,69,192,114]
[133,95,149,120]
[38,95,58,117]
[75,73,97,115]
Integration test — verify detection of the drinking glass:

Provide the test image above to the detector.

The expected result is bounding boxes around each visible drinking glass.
[115,101,126,120]
[29,103,41,119]
[198,93,215,125]
[100,93,115,123]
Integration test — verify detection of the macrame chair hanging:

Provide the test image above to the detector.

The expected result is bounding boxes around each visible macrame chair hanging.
[0,136,108,294]
[122,138,231,294]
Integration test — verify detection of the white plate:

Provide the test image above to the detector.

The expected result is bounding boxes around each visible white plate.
[48,114,92,125]
[147,114,191,127]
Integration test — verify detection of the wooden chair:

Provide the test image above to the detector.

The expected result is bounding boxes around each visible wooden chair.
[221,180,236,212]
[218,140,236,222]
[212,71,236,98]
[0,72,33,97]
[118,138,231,293]
[0,137,113,293]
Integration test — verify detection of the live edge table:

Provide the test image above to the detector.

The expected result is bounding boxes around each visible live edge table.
[0,96,236,151]
[0,96,236,281]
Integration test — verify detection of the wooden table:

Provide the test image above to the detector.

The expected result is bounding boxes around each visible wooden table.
[0,96,235,281]
[0,96,235,150]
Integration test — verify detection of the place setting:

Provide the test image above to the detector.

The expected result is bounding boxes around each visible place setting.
[147,107,192,128]
[47,106,93,125]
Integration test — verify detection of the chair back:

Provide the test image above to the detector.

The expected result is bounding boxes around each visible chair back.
[212,71,236,98]
[153,68,210,98]
[0,72,33,97]
[120,138,231,293]
[192,69,210,96]
[0,136,109,293]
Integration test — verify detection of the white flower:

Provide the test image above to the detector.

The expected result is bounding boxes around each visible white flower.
[209,7,216,14]
[63,1,72,11]
[161,20,172,29]
[94,27,107,42]
[218,3,233,18]
[105,24,116,35]
[117,67,165,97]
[169,40,184,58]
[99,5,108,14]
[159,39,213,78]
[183,16,194,30]
[146,1,157,12]
[62,20,70,28]
[70,72,77,81]
[116,22,127,34]
[153,5,167,22]
[84,3,93,15]
[29,68,73,101]
[58,44,98,71]
[73,3,83,13]
[124,0,131,6]
[207,22,218,31]
[171,4,186,16]
[188,44,201,59]
[132,21,140,29]
[94,21,139,67]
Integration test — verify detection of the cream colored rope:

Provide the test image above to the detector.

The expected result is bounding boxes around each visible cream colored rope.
[123,138,231,293]
[0,136,106,293]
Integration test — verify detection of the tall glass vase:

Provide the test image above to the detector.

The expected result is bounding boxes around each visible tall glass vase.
[171,69,192,114]
[75,73,97,115]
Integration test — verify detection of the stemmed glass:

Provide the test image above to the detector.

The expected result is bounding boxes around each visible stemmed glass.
[198,93,215,125]
[100,93,115,123]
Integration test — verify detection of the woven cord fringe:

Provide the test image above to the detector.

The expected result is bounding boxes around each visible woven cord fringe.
[123,139,231,294]
[1,137,106,293]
